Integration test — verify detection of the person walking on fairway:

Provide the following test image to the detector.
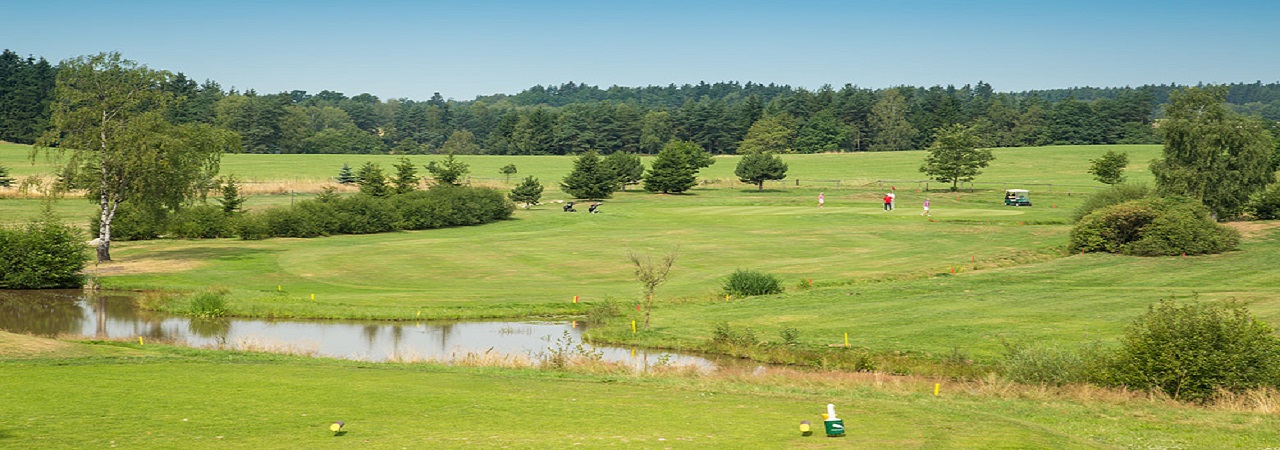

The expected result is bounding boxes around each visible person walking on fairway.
[818,192,824,208]
[921,198,931,216]
[883,193,892,211]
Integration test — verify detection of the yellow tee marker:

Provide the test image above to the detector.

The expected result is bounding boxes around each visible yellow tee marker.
[934,383,940,396]
[139,337,144,345]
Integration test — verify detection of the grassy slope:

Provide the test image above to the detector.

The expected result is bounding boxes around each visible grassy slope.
[2,342,1277,448]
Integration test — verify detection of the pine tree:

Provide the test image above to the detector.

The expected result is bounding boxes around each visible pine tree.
[643,141,703,194]
[356,162,390,197]
[336,163,357,185]
[602,151,644,191]
[560,150,617,199]
[217,175,246,213]
[392,157,419,194]
[734,151,788,191]
[0,164,13,187]
[508,176,544,208]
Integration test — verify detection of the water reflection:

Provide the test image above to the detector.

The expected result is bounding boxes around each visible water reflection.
[0,290,717,370]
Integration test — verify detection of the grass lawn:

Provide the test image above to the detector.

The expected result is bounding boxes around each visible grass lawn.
[3,336,1278,448]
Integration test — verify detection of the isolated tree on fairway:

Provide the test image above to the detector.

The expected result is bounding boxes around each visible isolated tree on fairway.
[735,151,788,191]
[336,163,357,184]
[34,52,238,262]
[1089,150,1130,185]
[643,140,709,194]
[602,151,644,191]
[392,157,420,194]
[919,124,992,191]
[426,153,470,186]
[508,176,544,208]
[356,162,390,197]
[217,175,245,213]
[561,150,617,199]
[1151,86,1275,219]
[627,249,677,331]
[499,163,517,183]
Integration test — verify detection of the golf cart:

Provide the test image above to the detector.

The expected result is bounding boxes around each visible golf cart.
[1003,189,1032,206]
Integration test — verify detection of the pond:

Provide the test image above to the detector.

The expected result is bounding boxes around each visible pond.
[0,290,721,370]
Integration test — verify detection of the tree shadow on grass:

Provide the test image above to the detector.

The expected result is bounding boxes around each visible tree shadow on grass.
[128,246,278,263]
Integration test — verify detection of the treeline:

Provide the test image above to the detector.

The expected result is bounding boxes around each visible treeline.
[4,49,1280,155]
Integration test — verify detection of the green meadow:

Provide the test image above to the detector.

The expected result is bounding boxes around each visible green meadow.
[5,142,1280,447]
[4,334,1280,448]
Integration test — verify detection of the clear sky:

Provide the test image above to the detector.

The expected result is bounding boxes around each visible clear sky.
[4,0,1278,101]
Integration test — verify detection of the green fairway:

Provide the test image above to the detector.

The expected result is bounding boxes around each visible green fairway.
[3,338,1277,448]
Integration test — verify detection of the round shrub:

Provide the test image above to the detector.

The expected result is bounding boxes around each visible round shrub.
[1071,183,1152,222]
[1104,299,1280,402]
[723,269,784,297]
[1069,197,1239,256]
[0,216,88,289]
[1248,182,1280,220]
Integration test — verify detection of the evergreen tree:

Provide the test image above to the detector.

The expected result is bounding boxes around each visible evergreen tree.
[1152,86,1276,219]
[426,153,470,186]
[392,157,420,194]
[560,150,616,199]
[336,163,357,184]
[508,176,544,208]
[217,175,245,213]
[643,141,701,194]
[0,163,13,187]
[356,162,390,197]
[602,151,644,191]
[734,151,788,191]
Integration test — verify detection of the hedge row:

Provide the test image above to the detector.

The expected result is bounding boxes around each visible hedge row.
[0,216,87,289]
[96,186,515,241]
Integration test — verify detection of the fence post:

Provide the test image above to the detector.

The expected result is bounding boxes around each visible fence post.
[796,179,800,187]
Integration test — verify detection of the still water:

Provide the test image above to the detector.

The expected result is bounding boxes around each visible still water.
[0,290,717,369]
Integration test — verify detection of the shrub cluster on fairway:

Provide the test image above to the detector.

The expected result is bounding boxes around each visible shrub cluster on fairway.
[94,186,515,240]
[1069,197,1239,256]
[1249,182,1280,220]
[0,215,87,289]
[237,187,514,239]
[722,269,784,297]
[1102,299,1280,402]
[1071,183,1152,222]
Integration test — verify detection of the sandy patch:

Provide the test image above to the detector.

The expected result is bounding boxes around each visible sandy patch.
[1224,221,1280,239]
[90,258,203,275]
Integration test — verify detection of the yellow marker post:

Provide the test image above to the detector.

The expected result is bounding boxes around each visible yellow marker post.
[934,383,940,396]
[416,310,421,318]
[573,295,579,304]
[631,348,636,358]
[844,333,849,347]
[632,320,637,334]
[277,285,281,292]
[311,293,315,301]
[139,337,144,345]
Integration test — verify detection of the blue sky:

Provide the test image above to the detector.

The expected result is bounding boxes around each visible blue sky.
[5,0,1278,101]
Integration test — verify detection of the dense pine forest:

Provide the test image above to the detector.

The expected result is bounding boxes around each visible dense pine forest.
[3,49,1279,155]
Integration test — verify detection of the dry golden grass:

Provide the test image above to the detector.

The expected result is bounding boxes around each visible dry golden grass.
[1225,220,1280,240]
[238,181,358,196]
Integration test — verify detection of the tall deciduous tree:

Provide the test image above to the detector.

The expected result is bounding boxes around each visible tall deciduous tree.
[919,124,992,191]
[737,113,796,154]
[34,52,238,262]
[734,151,788,190]
[1089,150,1130,185]
[869,89,918,151]
[561,150,616,199]
[1151,86,1276,219]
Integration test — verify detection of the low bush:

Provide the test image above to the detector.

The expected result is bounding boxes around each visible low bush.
[0,215,87,289]
[722,269,784,297]
[1069,197,1239,256]
[1071,183,1152,222]
[188,290,228,318]
[1102,299,1280,402]
[1249,182,1280,220]
[168,205,234,239]
[999,341,1104,386]
[92,203,168,241]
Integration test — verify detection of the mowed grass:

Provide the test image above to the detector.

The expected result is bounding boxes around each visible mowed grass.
[3,341,1279,448]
